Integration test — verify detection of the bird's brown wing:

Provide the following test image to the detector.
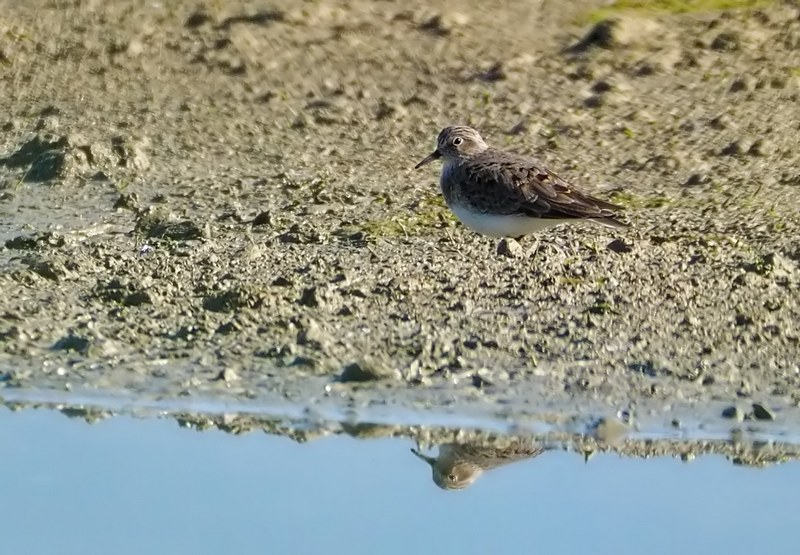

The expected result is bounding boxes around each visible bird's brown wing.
[448,442,547,470]
[460,150,626,222]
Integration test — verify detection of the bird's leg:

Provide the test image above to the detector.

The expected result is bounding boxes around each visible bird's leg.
[434,228,460,257]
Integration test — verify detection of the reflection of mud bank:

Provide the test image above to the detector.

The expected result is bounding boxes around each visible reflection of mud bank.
[3,395,799,488]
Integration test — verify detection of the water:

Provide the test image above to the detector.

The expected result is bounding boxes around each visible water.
[1,406,797,555]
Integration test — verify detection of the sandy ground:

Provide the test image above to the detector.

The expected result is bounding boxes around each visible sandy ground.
[1,0,799,436]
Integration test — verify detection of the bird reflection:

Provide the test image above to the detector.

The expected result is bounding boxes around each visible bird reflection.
[412,440,546,490]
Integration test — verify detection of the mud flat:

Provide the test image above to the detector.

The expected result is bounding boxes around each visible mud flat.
[1,0,799,434]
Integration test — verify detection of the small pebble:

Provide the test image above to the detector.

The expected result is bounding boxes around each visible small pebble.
[729,75,756,93]
[593,416,628,443]
[607,238,633,254]
[710,32,740,51]
[721,405,744,420]
[496,238,523,258]
[338,357,397,383]
[751,402,775,421]
[215,368,239,383]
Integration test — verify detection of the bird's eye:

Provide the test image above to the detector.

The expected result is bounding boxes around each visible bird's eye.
[448,474,456,481]
[452,137,463,146]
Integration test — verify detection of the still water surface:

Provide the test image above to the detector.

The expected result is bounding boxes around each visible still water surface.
[1,407,796,555]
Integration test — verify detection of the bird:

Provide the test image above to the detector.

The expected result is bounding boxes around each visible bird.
[414,125,628,240]
[412,440,546,490]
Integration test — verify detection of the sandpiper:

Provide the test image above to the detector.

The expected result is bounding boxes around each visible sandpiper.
[412,441,546,490]
[415,126,627,239]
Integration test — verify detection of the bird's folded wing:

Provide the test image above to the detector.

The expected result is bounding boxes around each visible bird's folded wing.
[463,152,623,220]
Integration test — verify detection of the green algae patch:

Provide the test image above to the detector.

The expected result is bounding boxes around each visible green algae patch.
[357,194,456,238]
[609,190,674,209]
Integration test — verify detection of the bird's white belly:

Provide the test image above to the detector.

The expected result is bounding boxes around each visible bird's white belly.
[449,203,562,238]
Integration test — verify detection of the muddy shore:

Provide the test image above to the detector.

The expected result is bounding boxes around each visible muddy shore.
[1,0,799,433]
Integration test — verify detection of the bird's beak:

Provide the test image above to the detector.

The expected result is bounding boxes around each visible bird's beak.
[414,149,441,169]
[411,448,436,467]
